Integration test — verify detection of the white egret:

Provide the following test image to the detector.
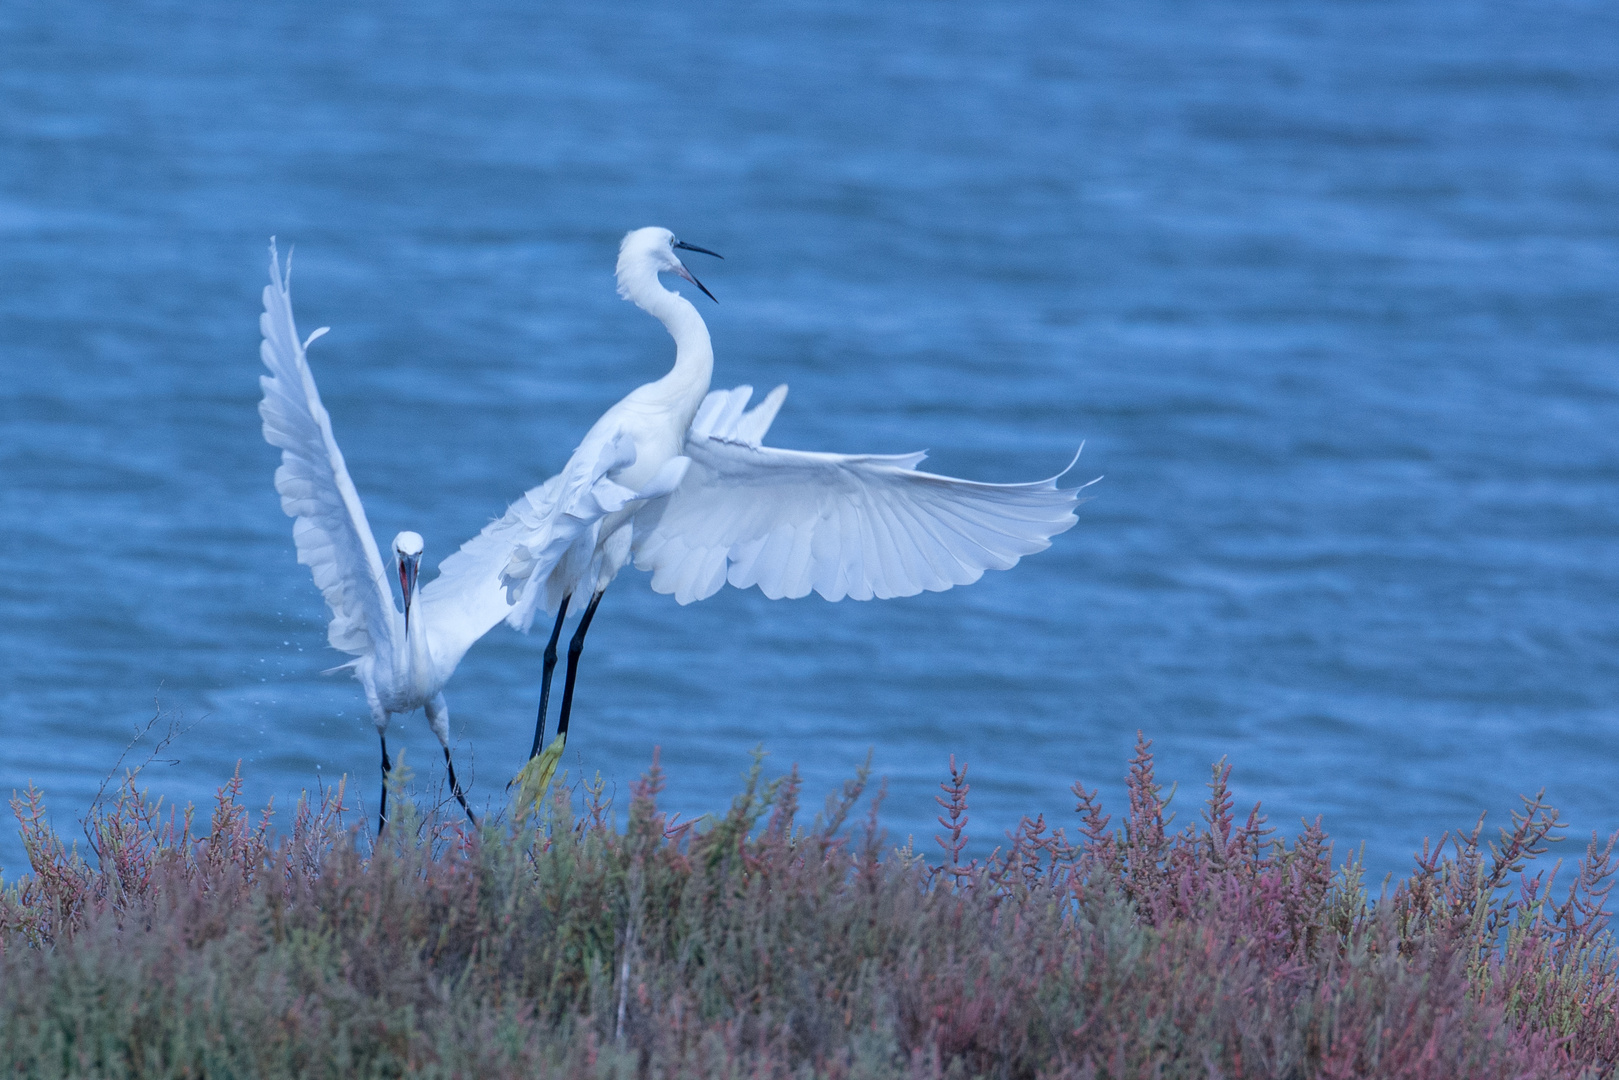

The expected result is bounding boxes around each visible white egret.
[493,227,1092,805]
[258,242,516,833]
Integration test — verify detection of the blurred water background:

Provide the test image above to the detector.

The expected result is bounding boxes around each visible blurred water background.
[2,0,1616,881]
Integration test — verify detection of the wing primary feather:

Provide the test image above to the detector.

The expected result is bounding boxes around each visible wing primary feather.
[886,492,962,590]
[258,241,397,663]
[732,384,788,446]
[639,414,1089,605]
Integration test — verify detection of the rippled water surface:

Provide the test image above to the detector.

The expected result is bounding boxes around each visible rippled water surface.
[2,0,1617,879]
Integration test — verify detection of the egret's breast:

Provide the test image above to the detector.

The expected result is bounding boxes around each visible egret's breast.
[402,612,440,706]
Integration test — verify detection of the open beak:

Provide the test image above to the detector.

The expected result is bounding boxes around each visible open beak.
[398,554,420,632]
[672,262,718,304]
[672,240,721,303]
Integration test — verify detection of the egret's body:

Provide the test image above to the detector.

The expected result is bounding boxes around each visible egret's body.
[498,228,716,627]
[258,243,513,831]
[485,230,719,795]
[492,228,1092,805]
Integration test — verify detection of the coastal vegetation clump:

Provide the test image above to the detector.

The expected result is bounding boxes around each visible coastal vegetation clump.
[3,737,1618,1078]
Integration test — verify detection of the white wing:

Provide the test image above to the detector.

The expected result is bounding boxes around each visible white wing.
[689,383,788,445]
[497,428,642,630]
[482,385,786,632]
[417,479,550,658]
[633,391,1090,605]
[258,242,397,660]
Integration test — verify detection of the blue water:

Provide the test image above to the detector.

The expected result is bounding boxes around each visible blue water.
[2,0,1616,883]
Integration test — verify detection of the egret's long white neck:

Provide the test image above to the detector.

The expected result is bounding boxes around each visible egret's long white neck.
[616,260,713,408]
[396,552,435,689]
[403,585,435,689]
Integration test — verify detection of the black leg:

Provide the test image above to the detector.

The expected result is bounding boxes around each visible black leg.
[443,746,477,827]
[529,595,571,758]
[555,590,604,742]
[378,732,392,837]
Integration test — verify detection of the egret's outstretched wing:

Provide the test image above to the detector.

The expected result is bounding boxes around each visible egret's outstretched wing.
[689,383,788,445]
[497,431,642,630]
[633,404,1090,605]
[490,385,787,631]
[416,481,548,663]
[258,242,396,659]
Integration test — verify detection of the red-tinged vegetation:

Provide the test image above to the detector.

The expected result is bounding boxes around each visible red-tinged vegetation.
[2,735,1618,1078]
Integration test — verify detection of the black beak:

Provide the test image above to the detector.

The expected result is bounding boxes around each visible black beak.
[672,241,721,303]
[398,554,420,633]
[672,261,719,304]
[673,240,723,260]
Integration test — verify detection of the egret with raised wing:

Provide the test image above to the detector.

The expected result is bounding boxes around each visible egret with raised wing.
[494,227,1092,810]
[258,242,516,833]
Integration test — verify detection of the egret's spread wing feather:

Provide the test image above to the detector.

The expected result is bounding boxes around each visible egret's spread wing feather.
[497,384,789,630]
[691,384,788,446]
[634,436,1087,605]
[258,242,396,659]
[417,494,531,674]
[498,430,639,629]
[729,385,788,447]
[690,386,751,440]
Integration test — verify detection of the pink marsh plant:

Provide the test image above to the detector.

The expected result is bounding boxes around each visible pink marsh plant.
[3,734,1618,1078]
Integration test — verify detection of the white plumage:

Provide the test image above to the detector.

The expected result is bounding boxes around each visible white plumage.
[634,393,1087,605]
[258,241,507,831]
[498,227,716,632]
[495,227,1090,807]
[258,227,1092,825]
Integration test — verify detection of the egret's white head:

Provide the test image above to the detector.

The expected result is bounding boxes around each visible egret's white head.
[393,531,424,624]
[617,226,722,304]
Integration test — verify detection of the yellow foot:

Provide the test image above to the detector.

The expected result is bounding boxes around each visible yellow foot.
[512,735,566,823]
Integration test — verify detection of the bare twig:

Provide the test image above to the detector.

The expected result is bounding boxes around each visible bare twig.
[82,690,197,856]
